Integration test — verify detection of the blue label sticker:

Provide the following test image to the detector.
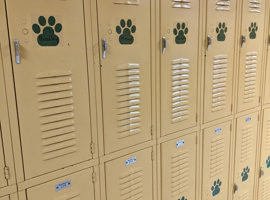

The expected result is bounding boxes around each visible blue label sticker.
[125,157,137,166]
[55,180,71,192]
[215,127,222,134]
[246,117,251,122]
[176,140,185,148]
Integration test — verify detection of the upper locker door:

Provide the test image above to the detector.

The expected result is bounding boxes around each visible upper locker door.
[160,0,199,136]
[97,0,152,153]
[263,16,270,105]
[237,0,265,112]
[5,0,93,179]
[234,112,259,200]
[204,0,237,123]
[258,108,270,200]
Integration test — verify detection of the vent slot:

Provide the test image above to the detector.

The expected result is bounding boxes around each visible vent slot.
[114,0,140,5]
[212,55,228,112]
[210,136,225,177]
[172,0,191,9]
[239,192,249,200]
[266,120,270,152]
[262,176,270,200]
[241,126,253,162]
[120,167,144,200]
[249,0,261,13]
[216,0,231,11]
[36,71,77,161]
[244,52,257,103]
[171,150,189,198]
[171,58,190,123]
[117,63,142,139]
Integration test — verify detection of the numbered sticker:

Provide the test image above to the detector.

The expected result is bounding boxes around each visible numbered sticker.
[126,157,137,166]
[176,140,185,148]
[246,117,251,122]
[55,180,71,192]
[215,127,222,134]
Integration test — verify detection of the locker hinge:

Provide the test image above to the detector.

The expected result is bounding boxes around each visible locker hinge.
[90,142,95,154]
[151,151,154,161]
[92,171,96,183]
[4,166,10,180]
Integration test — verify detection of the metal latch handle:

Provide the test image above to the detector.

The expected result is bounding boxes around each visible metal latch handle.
[14,40,21,64]
[207,35,212,51]
[260,167,265,178]
[234,183,239,194]
[102,38,108,59]
[241,35,247,48]
[162,37,168,55]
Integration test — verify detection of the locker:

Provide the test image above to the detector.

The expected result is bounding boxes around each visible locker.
[204,0,237,123]
[26,168,94,200]
[161,132,196,200]
[258,108,270,200]
[234,112,259,200]
[105,148,153,200]
[160,0,199,135]
[202,121,232,200]
[97,0,152,153]
[6,0,93,179]
[237,0,265,112]
[0,197,9,200]
[263,20,270,105]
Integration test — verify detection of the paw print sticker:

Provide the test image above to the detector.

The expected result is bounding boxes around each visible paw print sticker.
[266,156,270,168]
[211,179,222,197]
[241,166,250,182]
[116,19,136,45]
[178,196,187,200]
[32,16,62,46]
[249,22,258,39]
[174,23,188,44]
[216,22,228,42]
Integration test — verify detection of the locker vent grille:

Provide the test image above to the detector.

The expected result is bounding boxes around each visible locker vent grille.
[171,58,190,123]
[171,150,189,197]
[120,167,143,200]
[216,0,231,11]
[117,63,142,139]
[262,176,270,199]
[266,120,270,152]
[244,52,257,103]
[36,71,77,161]
[114,0,140,5]
[172,0,191,9]
[210,136,225,177]
[241,125,253,162]
[239,192,249,200]
[212,55,228,112]
[249,0,261,13]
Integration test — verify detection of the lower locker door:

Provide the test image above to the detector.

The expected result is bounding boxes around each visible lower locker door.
[258,108,270,200]
[105,148,153,200]
[234,112,259,200]
[26,168,94,200]
[202,121,232,200]
[161,132,196,200]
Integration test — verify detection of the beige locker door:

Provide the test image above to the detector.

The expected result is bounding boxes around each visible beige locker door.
[105,148,153,200]
[234,112,258,200]
[161,132,196,200]
[258,108,270,200]
[204,0,236,123]
[263,23,270,105]
[160,0,199,136]
[237,0,265,112]
[0,197,9,200]
[27,168,94,199]
[202,121,232,200]
[97,0,152,154]
[5,0,93,179]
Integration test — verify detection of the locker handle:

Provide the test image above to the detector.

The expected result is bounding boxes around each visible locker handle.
[162,37,167,55]
[241,35,247,48]
[233,183,239,194]
[207,35,212,51]
[102,38,108,59]
[260,167,265,178]
[14,40,21,64]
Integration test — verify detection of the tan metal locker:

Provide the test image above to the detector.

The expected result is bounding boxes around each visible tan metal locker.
[258,108,270,200]
[204,0,237,123]
[161,132,196,200]
[237,0,265,112]
[234,112,259,200]
[160,0,199,136]
[0,196,9,200]
[202,121,232,200]
[105,148,153,200]
[97,0,152,153]
[6,0,93,179]
[26,168,94,199]
[263,23,270,105]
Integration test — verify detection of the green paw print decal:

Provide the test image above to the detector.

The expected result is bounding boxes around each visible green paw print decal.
[216,22,227,42]
[32,16,62,46]
[266,156,270,168]
[211,179,222,197]
[178,196,187,200]
[174,23,188,44]
[116,19,136,45]
[241,166,250,182]
[249,22,258,39]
